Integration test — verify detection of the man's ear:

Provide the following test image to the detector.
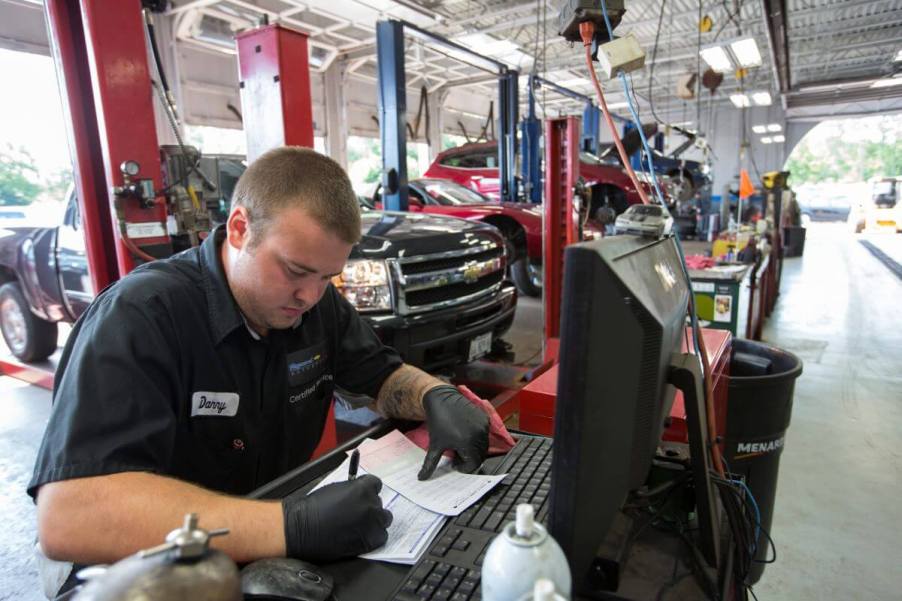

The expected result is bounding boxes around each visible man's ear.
[226,206,251,251]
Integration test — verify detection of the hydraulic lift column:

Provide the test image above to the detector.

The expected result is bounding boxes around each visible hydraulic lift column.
[543,116,581,357]
[236,23,314,161]
[235,22,336,458]
[375,20,409,211]
[375,19,519,208]
[45,0,171,280]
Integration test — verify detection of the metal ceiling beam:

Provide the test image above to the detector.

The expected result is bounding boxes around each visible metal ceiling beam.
[760,0,790,94]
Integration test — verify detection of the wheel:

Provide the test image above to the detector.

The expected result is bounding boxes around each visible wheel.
[511,258,542,297]
[0,282,58,362]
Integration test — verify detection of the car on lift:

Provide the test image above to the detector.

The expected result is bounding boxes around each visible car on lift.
[423,140,659,218]
[0,175,517,372]
[370,178,546,297]
[597,123,712,204]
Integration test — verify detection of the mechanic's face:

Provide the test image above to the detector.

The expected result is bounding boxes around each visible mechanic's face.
[222,204,354,336]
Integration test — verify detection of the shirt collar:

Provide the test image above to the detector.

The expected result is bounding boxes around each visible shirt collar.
[199,226,247,344]
[199,226,306,344]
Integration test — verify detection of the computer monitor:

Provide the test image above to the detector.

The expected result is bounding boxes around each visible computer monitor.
[548,234,691,592]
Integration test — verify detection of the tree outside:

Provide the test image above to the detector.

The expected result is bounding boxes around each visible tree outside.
[0,145,43,205]
[785,115,902,185]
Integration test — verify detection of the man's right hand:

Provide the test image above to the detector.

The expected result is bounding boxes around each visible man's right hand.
[282,474,392,562]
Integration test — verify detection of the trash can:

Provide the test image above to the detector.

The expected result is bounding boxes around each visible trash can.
[783,226,806,257]
[723,339,803,584]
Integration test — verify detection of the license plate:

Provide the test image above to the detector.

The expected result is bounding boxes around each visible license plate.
[468,332,492,362]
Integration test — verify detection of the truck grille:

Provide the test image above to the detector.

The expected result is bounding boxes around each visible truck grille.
[391,244,505,314]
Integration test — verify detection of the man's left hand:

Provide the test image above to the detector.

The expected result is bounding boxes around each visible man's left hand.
[418,385,489,480]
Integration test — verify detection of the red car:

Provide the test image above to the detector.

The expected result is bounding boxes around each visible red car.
[373,179,547,296]
[424,140,659,215]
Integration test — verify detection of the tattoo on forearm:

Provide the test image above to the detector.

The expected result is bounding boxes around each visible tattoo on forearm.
[375,365,443,420]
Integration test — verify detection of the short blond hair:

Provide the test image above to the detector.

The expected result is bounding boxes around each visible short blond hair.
[232,147,361,245]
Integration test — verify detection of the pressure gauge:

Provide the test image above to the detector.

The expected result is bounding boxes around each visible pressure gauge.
[120,160,140,177]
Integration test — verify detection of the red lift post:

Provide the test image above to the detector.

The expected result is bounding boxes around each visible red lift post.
[47,0,171,278]
[236,24,315,161]
[235,23,336,457]
[542,116,581,362]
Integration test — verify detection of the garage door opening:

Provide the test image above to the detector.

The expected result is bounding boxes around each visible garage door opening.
[784,115,902,231]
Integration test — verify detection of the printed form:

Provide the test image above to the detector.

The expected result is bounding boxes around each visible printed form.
[357,430,506,516]
[313,455,446,564]
[311,430,506,564]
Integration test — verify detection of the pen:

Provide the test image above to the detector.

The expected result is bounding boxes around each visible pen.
[348,448,360,481]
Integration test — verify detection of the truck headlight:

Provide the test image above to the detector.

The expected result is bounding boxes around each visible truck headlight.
[332,260,392,312]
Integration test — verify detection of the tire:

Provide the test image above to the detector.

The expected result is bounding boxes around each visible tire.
[511,258,542,297]
[0,282,58,362]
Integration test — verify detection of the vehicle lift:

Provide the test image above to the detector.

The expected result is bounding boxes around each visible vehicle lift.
[519,74,629,204]
[375,19,520,209]
[1,0,172,389]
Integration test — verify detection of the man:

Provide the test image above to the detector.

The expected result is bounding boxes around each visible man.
[28,147,489,596]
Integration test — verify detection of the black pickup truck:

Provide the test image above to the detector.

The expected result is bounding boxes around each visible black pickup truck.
[0,187,517,371]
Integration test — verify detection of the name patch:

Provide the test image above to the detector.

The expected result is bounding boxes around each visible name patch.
[191,391,240,417]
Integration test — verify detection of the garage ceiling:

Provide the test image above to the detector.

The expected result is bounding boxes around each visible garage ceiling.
[1,0,901,129]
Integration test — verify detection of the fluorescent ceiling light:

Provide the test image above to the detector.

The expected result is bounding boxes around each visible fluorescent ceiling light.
[761,137,773,144]
[730,93,751,108]
[871,77,902,88]
[767,123,782,132]
[752,91,772,106]
[895,49,902,62]
[606,102,629,110]
[454,34,531,68]
[772,135,785,143]
[752,125,767,134]
[556,77,591,88]
[700,46,733,73]
[730,37,763,68]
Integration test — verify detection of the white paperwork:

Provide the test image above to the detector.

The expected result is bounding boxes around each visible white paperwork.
[356,429,506,516]
[313,454,446,565]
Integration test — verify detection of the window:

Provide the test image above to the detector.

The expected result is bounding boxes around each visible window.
[439,150,497,169]
[183,125,247,155]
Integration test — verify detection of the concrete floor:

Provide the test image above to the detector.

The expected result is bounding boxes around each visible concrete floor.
[0,223,900,600]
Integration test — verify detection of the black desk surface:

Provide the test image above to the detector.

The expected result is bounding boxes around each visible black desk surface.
[249,423,734,601]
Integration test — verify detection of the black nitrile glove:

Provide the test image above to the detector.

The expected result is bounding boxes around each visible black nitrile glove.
[418,385,490,480]
[282,474,392,562]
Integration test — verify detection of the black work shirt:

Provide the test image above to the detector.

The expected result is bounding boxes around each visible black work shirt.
[28,226,403,498]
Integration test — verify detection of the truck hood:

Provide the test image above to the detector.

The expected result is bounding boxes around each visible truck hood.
[352,211,504,259]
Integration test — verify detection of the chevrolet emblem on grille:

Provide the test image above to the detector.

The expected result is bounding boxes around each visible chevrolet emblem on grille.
[463,265,482,283]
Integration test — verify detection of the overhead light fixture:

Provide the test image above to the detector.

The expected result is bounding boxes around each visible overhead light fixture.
[700,45,733,73]
[895,49,902,62]
[767,123,782,132]
[556,77,591,88]
[761,137,773,144]
[871,77,902,88]
[730,37,763,68]
[752,91,773,106]
[730,93,751,108]
[752,125,767,134]
[772,135,785,143]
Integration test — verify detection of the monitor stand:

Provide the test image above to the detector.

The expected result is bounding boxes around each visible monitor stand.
[579,352,723,598]
[668,351,721,567]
